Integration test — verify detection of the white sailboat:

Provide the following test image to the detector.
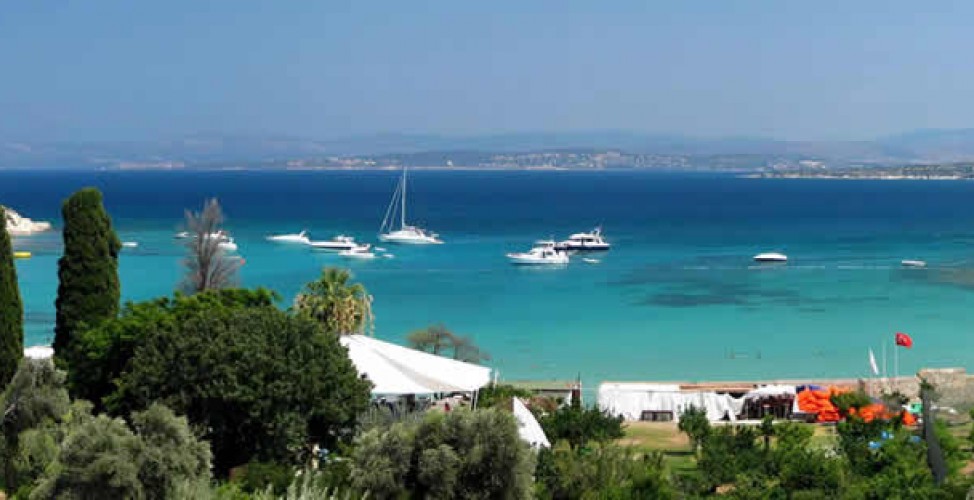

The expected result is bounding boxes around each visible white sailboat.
[379,168,442,244]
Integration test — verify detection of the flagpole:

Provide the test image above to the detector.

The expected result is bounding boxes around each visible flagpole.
[894,340,899,393]
[882,342,888,391]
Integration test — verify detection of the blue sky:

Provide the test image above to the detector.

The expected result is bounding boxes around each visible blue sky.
[1,1,971,142]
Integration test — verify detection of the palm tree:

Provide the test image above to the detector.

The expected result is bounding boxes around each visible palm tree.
[294,267,373,335]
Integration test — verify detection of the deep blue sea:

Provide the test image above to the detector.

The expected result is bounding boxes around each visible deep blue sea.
[5,170,974,392]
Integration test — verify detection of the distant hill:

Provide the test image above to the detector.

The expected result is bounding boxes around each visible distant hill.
[877,129,974,161]
[4,129,974,169]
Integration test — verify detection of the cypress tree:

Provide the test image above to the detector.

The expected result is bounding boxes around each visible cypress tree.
[53,188,121,360]
[0,207,24,387]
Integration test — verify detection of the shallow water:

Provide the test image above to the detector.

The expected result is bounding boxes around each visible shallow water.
[5,170,974,391]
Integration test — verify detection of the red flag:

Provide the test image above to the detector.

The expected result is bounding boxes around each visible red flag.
[895,332,913,348]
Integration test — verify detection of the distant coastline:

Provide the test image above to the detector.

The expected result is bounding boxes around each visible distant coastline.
[744,173,969,181]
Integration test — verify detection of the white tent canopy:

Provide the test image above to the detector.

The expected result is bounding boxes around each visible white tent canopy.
[743,385,796,400]
[599,382,745,422]
[340,335,492,395]
[513,397,550,449]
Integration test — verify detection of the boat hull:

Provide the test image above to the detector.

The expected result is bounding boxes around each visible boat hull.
[554,243,610,252]
[753,253,787,263]
[506,253,569,265]
[379,232,442,245]
[310,242,357,251]
[340,250,376,259]
[267,235,310,244]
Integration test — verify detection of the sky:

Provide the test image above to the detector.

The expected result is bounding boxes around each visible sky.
[1,1,972,142]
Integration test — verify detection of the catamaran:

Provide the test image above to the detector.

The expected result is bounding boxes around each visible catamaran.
[379,167,442,244]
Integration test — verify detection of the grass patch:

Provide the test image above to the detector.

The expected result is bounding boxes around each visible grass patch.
[619,422,696,472]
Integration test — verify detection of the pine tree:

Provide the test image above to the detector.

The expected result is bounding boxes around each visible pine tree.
[0,206,24,387]
[53,188,121,360]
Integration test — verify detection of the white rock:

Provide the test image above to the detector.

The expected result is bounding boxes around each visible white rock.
[2,205,52,235]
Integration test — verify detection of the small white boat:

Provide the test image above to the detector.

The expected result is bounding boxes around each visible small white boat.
[205,231,230,242]
[507,241,570,265]
[582,258,601,264]
[378,168,443,245]
[218,238,238,252]
[266,230,310,245]
[122,241,139,248]
[339,244,376,259]
[901,260,927,268]
[180,231,230,241]
[753,252,787,263]
[310,235,359,251]
[555,227,610,252]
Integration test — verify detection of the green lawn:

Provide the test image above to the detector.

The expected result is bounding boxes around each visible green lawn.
[619,421,838,475]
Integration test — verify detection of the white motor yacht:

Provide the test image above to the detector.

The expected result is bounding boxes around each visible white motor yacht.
[378,168,443,244]
[310,235,359,251]
[218,237,238,252]
[267,230,310,245]
[555,227,610,252]
[753,252,787,263]
[176,230,228,240]
[507,241,570,265]
[122,241,139,248]
[339,244,376,259]
[901,260,927,268]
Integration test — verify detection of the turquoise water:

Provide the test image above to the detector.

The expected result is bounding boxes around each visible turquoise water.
[5,170,974,391]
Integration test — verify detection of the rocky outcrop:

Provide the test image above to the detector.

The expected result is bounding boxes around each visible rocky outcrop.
[2,205,52,235]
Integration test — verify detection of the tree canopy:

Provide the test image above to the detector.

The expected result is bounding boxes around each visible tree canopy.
[350,409,534,499]
[406,324,490,364]
[106,295,371,473]
[31,404,211,500]
[293,268,373,335]
[67,288,278,408]
[0,208,23,387]
[54,188,120,361]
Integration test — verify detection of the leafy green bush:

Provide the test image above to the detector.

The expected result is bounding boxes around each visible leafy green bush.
[350,409,534,499]
[91,293,370,473]
[30,404,211,499]
[677,405,711,455]
[539,404,624,449]
[240,461,295,495]
[697,425,763,491]
[476,384,533,409]
[535,442,674,499]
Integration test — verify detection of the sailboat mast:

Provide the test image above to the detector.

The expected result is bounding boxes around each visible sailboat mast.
[401,167,407,229]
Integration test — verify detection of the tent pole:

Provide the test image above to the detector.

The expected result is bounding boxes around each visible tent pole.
[472,389,479,410]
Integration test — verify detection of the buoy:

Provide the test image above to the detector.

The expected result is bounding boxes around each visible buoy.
[13,251,31,259]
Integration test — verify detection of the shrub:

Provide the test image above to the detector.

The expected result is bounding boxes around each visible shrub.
[539,404,625,449]
[350,409,534,499]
